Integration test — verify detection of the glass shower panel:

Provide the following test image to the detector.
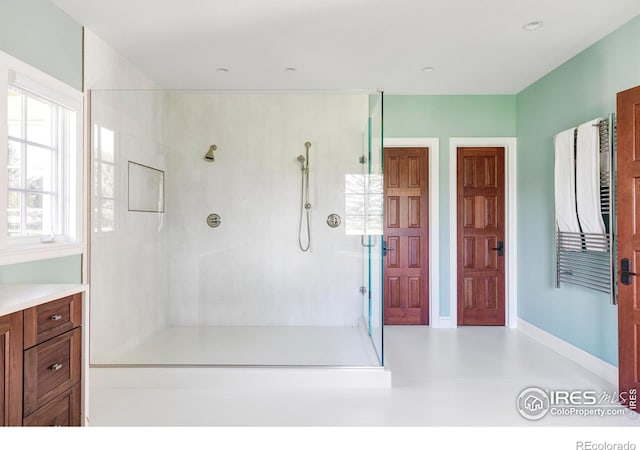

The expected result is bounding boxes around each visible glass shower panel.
[89,90,170,364]
[89,90,384,367]
[366,93,384,363]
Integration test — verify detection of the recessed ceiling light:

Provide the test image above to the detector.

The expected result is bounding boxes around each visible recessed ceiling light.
[523,20,543,31]
[217,67,229,73]
[422,66,435,73]
[284,67,296,72]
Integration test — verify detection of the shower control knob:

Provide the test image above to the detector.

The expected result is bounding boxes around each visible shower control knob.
[206,213,222,228]
[327,213,341,228]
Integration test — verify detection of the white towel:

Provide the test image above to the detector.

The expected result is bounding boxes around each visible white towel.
[554,128,580,234]
[576,118,606,250]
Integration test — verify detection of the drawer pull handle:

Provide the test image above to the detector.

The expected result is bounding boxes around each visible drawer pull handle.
[50,363,63,372]
[50,314,63,321]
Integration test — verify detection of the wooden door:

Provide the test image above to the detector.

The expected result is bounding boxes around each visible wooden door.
[0,311,23,426]
[383,147,429,325]
[457,147,505,326]
[616,85,640,411]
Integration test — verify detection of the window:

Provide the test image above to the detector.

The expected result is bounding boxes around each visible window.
[7,86,77,239]
[0,51,83,264]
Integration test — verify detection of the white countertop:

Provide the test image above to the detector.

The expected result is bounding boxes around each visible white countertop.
[0,284,88,317]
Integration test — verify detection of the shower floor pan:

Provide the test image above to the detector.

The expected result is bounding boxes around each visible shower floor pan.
[90,325,390,391]
[96,325,380,366]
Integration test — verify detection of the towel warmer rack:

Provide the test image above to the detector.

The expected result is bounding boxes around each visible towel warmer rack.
[554,113,617,304]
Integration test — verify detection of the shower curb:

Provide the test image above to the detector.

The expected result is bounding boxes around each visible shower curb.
[90,366,392,390]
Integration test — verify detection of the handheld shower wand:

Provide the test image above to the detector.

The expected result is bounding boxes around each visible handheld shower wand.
[298,142,312,251]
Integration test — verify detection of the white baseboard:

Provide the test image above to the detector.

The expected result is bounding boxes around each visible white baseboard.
[433,317,455,329]
[517,319,618,386]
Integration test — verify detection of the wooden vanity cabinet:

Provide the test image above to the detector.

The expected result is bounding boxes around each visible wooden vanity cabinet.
[0,292,82,426]
[0,311,23,426]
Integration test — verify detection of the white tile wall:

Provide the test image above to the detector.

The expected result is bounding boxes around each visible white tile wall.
[166,93,368,326]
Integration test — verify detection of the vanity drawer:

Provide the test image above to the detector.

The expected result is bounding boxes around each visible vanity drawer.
[23,293,82,349]
[23,328,81,416]
[23,384,80,427]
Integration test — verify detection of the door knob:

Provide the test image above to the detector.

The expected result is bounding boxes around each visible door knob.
[621,258,637,285]
[383,240,395,257]
[491,241,504,257]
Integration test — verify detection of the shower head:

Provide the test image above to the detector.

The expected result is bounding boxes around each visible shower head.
[204,144,217,162]
[297,155,306,169]
[297,142,311,169]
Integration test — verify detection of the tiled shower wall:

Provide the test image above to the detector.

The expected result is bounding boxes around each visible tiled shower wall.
[166,93,368,326]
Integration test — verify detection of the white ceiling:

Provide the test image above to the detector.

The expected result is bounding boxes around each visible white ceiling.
[51,0,640,94]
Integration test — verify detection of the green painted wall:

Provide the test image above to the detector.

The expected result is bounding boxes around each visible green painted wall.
[0,0,83,91]
[0,0,84,283]
[384,95,517,315]
[516,15,640,366]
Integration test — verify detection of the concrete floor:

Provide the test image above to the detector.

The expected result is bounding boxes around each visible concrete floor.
[89,326,638,426]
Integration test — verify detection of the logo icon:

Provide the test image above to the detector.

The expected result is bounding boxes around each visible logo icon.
[517,387,550,420]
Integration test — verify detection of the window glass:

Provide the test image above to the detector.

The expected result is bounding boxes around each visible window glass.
[7,191,21,237]
[7,88,22,139]
[26,95,52,146]
[7,141,21,189]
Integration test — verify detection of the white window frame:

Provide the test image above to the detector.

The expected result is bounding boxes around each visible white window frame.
[0,50,83,265]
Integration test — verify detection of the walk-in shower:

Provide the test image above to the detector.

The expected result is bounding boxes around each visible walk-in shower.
[89,91,384,367]
[298,141,311,252]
